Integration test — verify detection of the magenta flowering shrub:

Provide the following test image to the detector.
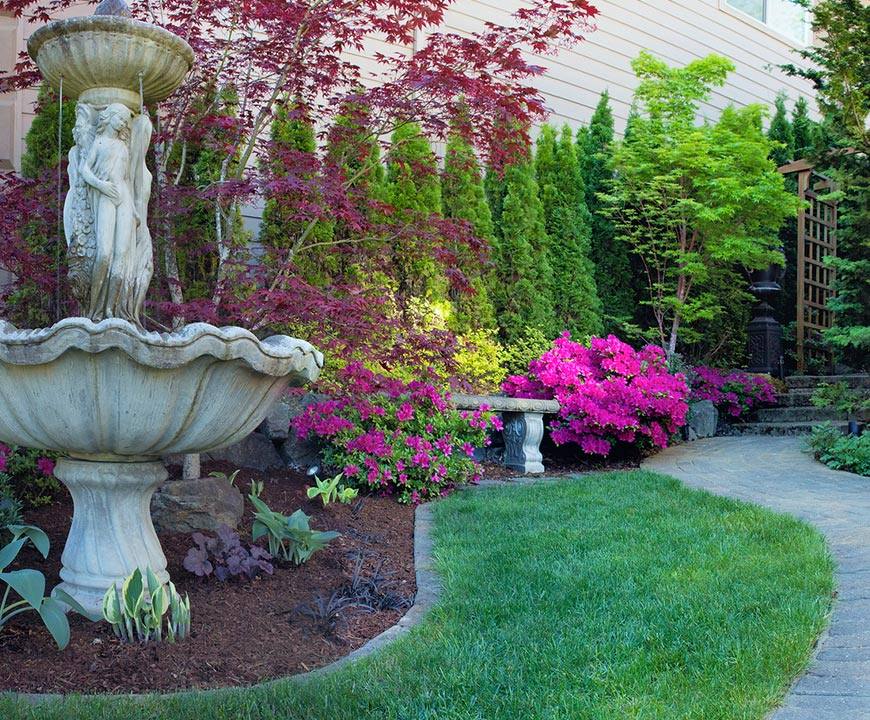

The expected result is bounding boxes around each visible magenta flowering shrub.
[690,367,777,419]
[503,334,690,456]
[295,363,502,504]
[0,444,60,509]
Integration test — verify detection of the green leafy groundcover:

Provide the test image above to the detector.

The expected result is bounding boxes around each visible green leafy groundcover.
[2,471,833,720]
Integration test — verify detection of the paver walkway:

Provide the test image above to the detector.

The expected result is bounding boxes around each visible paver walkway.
[644,436,870,720]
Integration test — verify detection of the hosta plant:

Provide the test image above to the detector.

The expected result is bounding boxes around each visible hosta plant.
[1,524,91,649]
[306,473,358,507]
[504,333,689,456]
[102,567,191,643]
[249,484,339,565]
[183,525,274,582]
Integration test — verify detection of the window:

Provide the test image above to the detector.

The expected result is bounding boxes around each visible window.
[725,0,811,44]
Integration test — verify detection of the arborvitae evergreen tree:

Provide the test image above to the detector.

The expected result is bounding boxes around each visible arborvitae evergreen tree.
[21,84,76,179]
[441,131,498,331]
[484,166,507,240]
[579,91,636,332]
[535,124,602,337]
[493,153,557,343]
[791,96,816,160]
[385,123,443,302]
[260,101,334,284]
[768,92,795,167]
[169,85,247,300]
[322,103,389,287]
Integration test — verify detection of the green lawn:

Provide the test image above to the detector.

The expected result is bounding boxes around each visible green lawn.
[2,471,834,719]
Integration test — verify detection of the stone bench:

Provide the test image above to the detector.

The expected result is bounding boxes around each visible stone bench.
[451,394,560,474]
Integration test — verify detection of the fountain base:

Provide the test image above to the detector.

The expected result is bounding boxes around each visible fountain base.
[54,458,168,615]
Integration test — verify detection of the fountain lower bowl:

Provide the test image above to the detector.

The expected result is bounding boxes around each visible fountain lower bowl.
[0,318,323,461]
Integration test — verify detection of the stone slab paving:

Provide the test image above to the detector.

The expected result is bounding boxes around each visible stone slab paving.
[644,436,870,720]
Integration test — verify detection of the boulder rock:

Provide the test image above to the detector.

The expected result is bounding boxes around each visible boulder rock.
[685,399,718,440]
[151,477,244,533]
[203,432,285,472]
[258,398,291,440]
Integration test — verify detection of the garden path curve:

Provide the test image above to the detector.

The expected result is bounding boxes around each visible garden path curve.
[644,436,870,720]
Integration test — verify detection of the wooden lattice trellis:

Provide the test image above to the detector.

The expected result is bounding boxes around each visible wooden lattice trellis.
[779,159,838,374]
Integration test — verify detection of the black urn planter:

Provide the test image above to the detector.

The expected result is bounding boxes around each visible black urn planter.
[747,263,784,376]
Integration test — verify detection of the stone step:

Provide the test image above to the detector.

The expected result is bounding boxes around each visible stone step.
[785,374,870,390]
[775,389,818,407]
[756,406,846,423]
[730,420,849,436]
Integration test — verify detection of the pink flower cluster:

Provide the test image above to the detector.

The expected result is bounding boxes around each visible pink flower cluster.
[503,334,690,456]
[0,444,55,477]
[690,366,777,418]
[294,363,499,504]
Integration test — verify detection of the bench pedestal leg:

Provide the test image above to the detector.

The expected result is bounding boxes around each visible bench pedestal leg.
[502,411,545,474]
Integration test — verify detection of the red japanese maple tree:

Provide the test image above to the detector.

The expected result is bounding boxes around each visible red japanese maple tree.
[0,0,597,374]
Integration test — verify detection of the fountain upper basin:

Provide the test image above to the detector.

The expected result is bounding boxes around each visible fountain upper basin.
[0,318,323,461]
[28,15,194,111]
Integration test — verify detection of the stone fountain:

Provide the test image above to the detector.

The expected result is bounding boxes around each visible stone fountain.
[0,0,323,614]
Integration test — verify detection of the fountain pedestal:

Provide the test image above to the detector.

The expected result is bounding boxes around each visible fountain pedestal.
[55,460,168,614]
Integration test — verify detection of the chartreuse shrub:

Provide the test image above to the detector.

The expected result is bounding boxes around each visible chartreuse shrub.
[807,423,869,476]
[1,524,90,650]
[500,324,551,378]
[504,333,689,455]
[690,367,778,420]
[11,471,834,720]
[452,329,506,393]
[102,568,190,644]
[295,362,502,503]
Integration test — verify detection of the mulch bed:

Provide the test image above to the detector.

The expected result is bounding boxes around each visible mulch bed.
[0,463,415,695]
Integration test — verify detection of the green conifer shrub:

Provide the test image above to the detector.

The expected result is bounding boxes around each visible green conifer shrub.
[578,91,636,333]
[535,124,602,338]
[768,92,795,167]
[441,130,498,332]
[20,84,76,180]
[385,123,444,304]
[492,151,557,344]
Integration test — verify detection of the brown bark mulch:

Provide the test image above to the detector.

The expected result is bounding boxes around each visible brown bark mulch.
[0,463,415,695]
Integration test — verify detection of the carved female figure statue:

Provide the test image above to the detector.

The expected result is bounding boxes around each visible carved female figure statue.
[79,102,138,323]
[126,113,154,327]
[64,104,96,305]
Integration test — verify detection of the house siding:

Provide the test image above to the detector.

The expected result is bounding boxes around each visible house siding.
[0,0,818,172]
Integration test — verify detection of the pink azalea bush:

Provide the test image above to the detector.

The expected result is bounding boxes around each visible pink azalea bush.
[295,363,502,504]
[690,367,777,419]
[0,443,60,508]
[503,334,690,456]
